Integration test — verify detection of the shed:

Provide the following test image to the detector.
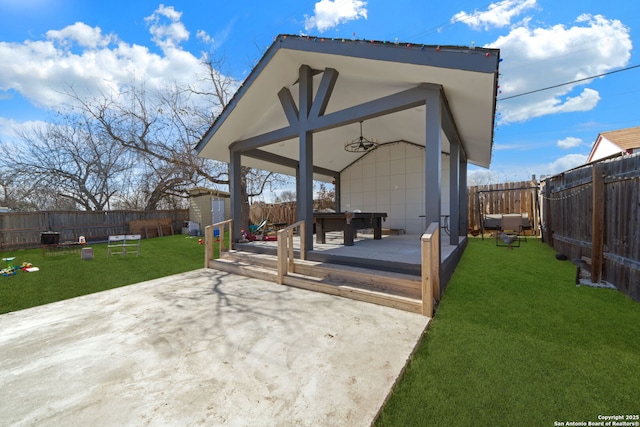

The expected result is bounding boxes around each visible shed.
[188,187,230,235]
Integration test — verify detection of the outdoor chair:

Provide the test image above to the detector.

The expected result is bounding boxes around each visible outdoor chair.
[107,234,141,257]
[107,235,126,256]
[122,234,141,257]
[496,214,523,249]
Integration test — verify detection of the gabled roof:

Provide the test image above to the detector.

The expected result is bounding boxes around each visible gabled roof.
[600,126,640,150]
[196,34,500,181]
[587,125,640,162]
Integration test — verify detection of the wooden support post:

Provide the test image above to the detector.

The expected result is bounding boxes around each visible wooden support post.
[421,222,440,317]
[431,226,441,303]
[277,229,287,284]
[218,224,223,256]
[421,236,433,317]
[591,164,605,283]
[287,230,294,272]
[204,226,212,268]
[299,221,306,260]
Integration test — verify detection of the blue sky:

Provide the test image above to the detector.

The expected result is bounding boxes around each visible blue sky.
[1,0,639,187]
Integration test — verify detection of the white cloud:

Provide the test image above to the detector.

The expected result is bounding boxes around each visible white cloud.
[467,168,502,185]
[0,6,216,114]
[556,136,583,150]
[0,117,49,145]
[304,0,367,33]
[452,0,537,31]
[545,153,588,174]
[493,141,542,151]
[46,22,115,49]
[470,152,589,184]
[493,14,632,124]
[196,30,214,46]
[144,4,190,52]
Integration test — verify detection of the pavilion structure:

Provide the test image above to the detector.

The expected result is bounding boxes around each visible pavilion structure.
[196,35,500,310]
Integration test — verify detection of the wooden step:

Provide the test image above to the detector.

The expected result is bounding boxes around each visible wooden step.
[207,251,424,315]
[208,257,278,282]
[292,260,421,299]
[222,250,279,269]
[220,250,421,299]
[283,273,422,314]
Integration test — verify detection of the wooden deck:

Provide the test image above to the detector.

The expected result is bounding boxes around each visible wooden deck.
[236,232,463,276]
[206,231,466,316]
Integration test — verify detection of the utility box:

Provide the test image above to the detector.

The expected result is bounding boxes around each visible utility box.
[40,232,60,245]
[182,221,200,236]
[81,247,94,260]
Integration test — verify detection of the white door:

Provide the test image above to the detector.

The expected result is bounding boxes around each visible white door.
[211,198,225,224]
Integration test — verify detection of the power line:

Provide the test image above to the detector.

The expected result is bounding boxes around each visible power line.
[498,64,640,101]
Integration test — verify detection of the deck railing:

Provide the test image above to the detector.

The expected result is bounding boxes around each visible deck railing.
[276,220,306,284]
[204,219,233,267]
[421,222,441,317]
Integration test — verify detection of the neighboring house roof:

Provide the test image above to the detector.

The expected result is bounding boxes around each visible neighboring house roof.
[196,34,500,180]
[587,126,640,163]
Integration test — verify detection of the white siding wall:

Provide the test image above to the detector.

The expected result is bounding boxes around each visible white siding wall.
[591,137,625,162]
[340,141,450,235]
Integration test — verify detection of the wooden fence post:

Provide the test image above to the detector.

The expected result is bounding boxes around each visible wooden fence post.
[543,178,552,245]
[591,163,605,283]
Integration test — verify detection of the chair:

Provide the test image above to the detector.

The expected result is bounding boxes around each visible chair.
[123,234,141,257]
[496,214,523,249]
[107,235,126,256]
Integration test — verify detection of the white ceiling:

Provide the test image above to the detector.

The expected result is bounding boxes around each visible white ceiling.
[197,37,499,182]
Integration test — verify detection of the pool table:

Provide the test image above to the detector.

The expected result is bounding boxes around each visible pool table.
[313,212,387,246]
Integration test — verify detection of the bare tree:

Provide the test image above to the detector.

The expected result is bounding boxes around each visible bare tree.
[1,53,293,220]
[0,169,39,211]
[63,57,290,226]
[1,115,131,210]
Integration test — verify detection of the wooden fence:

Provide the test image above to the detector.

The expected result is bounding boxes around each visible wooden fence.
[467,178,541,236]
[543,154,640,301]
[250,202,298,227]
[0,209,189,250]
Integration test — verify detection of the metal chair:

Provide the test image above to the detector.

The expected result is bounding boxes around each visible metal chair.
[107,235,126,256]
[496,214,523,249]
[122,234,141,257]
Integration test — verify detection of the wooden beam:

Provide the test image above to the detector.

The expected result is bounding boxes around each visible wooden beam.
[309,68,339,119]
[243,148,339,178]
[278,87,299,126]
[591,163,605,283]
[230,84,437,153]
[310,85,432,133]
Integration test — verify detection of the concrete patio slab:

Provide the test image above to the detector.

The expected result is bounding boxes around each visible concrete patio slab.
[0,269,428,426]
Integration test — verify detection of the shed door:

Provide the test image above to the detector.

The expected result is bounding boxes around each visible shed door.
[211,198,225,224]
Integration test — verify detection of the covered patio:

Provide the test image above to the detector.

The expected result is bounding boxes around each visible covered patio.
[196,35,499,312]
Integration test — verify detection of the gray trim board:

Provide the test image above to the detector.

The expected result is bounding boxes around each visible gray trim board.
[278,36,499,74]
[243,149,339,179]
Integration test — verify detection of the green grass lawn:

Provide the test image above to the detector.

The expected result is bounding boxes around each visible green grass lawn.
[0,235,207,314]
[376,237,640,426]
